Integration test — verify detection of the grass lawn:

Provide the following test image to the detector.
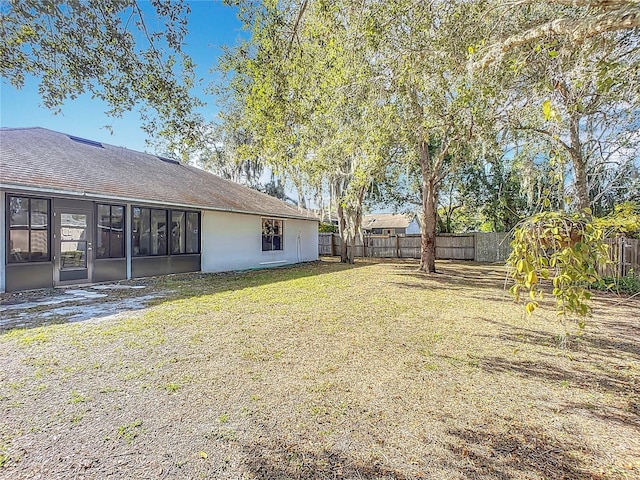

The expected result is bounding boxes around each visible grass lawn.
[1,258,638,479]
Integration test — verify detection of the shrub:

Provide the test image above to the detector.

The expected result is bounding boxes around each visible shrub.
[319,223,337,233]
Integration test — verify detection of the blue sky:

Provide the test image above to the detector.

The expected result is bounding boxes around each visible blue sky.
[0,1,244,153]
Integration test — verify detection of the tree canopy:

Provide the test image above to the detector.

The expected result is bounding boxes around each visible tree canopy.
[1,0,203,153]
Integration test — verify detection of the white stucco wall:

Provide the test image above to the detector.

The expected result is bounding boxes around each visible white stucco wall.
[201,210,319,273]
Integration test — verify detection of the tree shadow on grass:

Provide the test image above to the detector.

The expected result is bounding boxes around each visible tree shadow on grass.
[390,262,511,294]
[479,355,638,397]
[478,318,640,363]
[445,424,595,480]
[562,401,640,430]
[240,440,410,480]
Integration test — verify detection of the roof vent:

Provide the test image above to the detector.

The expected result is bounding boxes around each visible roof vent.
[157,156,180,165]
[68,135,104,148]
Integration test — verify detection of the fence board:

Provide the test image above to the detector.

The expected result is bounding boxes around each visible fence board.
[398,235,421,258]
[436,234,475,260]
[320,233,476,260]
[318,233,335,256]
[600,237,640,278]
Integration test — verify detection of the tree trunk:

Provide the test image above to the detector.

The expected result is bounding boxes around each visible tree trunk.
[569,113,589,211]
[291,176,307,209]
[337,202,349,263]
[418,140,438,273]
[348,185,366,264]
[348,232,356,264]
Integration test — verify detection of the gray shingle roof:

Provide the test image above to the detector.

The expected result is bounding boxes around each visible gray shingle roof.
[363,213,412,229]
[0,127,316,221]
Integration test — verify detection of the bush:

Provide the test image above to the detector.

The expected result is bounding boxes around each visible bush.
[319,223,338,233]
[592,273,640,295]
[596,202,640,239]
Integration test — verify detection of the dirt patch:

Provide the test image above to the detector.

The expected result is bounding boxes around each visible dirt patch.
[1,259,638,479]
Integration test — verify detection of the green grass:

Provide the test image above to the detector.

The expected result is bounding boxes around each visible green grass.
[116,419,143,444]
[0,259,638,479]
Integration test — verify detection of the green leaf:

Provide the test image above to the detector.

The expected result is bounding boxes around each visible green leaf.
[543,99,552,121]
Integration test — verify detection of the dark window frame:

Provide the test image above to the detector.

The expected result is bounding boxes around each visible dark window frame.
[6,194,51,264]
[133,207,200,257]
[132,206,167,257]
[96,204,125,259]
[262,218,284,252]
[132,207,150,256]
[170,209,200,255]
[171,210,186,255]
[150,209,168,255]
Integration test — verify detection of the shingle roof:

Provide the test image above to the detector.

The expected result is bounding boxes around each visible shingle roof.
[362,213,413,229]
[0,127,316,221]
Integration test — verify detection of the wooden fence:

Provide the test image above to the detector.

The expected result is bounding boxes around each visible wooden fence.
[318,233,478,261]
[599,237,640,278]
[319,233,640,277]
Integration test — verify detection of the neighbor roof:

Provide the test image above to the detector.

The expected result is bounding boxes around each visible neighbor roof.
[0,127,316,221]
[362,213,413,229]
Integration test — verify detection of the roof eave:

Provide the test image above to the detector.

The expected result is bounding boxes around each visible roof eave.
[0,182,319,222]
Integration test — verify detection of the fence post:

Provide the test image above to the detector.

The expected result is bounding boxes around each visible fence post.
[618,237,624,278]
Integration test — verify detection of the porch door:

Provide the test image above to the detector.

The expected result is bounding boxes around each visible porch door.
[55,207,93,285]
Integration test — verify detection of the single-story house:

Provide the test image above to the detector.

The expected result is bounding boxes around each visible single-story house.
[362,213,420,235]
[0,127,318,293]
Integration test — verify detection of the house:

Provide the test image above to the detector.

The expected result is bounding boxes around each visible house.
[362,213,420,235]
[0,127,318,293]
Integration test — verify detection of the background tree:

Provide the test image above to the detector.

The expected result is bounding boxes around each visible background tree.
[474,0,640,212]
[369,0,487,272]
[220,0,394,263]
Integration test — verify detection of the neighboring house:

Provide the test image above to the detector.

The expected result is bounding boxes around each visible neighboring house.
[362,213,420,235]
[0,127,318,293]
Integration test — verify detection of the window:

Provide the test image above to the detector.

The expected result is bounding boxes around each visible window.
[97,204,124,258]
[151,209,167,255]
[262,218,283,251]
[171,211,185,254]
[60,213,87,269]
[133,207,167,256]
[8,196,50,263]
[133,207,148,256]
[186,212,200,253]
[170,210,200,254]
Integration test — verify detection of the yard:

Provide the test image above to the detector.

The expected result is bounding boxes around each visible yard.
[1,258,638,479]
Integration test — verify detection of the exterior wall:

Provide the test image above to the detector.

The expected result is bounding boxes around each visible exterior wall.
[406,219,421,234]
[2,188,316,291]
[5,262,54,292]
[201,211,318,273]
[0,192,5,293]
[94,258,127,283]
[131,255,200,278]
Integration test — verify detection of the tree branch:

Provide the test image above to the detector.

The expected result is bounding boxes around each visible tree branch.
[476,5,640,68]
